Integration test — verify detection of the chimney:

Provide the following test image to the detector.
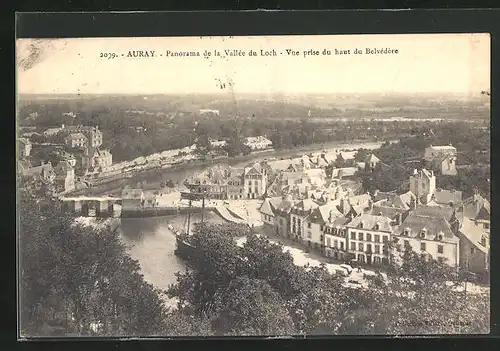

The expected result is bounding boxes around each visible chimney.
[396,212,402,225]
[368,199,373,211]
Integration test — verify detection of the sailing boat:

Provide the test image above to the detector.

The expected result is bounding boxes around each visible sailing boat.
[174,191,207,260]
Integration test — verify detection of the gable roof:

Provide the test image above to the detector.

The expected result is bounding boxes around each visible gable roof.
[346,214,393,232]
[432,189,462,205]
[462,194,490,221]
[331,167,357,178]
[364,154,381,164]
[293,198,320,212]
[259,197,283,216]
[275,199,296,214]
[339,151,357,160]
[308,203,344,225]
[394,212,457,243]
[458,217,489,254]
[369,205,408,221]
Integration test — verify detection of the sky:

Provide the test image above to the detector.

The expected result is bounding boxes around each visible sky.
[16,34,490,96]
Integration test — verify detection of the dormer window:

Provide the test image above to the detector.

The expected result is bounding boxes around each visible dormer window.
[359,221,364,229]
[374,222,380,231]
[436,231,444,241]
[403,228,410,236]
[420,228,427,239]
[481,236,486,246]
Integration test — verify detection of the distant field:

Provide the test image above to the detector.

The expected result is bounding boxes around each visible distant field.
[17,92,490,123]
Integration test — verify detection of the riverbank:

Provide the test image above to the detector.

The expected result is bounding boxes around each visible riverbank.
[70,138,394,197]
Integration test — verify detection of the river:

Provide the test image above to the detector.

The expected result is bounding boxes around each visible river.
[79,139,394,197]
[117,211,225,308]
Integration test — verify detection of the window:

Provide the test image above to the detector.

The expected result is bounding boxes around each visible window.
[358,232,364,241]
[334,240,338,248]
[350,232,356,240]
[420,242,426,251]
[367,244,372,253]
[326,238,331,247]
[367,234,372,242]
[484,223,490,229]
[340,242,344,250]
[320,225,324,232]
[375,244,380,254]
[293,217,296,223]
[374,235,380,242]
[437,245,444,254]
[404,240,410,247]
[350,242,356,250]
[359,243,364,251]
[307,232,312,239]
[308,222,312,229]
[383,236,388,243]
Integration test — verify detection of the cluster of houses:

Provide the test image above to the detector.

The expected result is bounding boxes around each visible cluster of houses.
[259,164,490,278]
[17,121,113,194]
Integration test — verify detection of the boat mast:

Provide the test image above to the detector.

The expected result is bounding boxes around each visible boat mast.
[186,198,192,235]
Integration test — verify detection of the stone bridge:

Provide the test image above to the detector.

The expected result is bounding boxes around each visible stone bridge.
[60,196,122,217]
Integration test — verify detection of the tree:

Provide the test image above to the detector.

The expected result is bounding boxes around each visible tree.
[19,178,168,337]
[358,243,490,334]
[212,277,296,336]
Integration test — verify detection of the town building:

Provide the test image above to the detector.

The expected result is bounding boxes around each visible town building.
[21,161,56,184]
[323,217,350,261]
[53,160,75,193]
[307,202,346,258]
[244,136,273,151]
[409,168,436,204]
[81,148,113,172]
[272,198,296,237]
[330,167,357,179]
[185,164,231,199]
[64,125,103,148]
[43,125,65,136]
[65,133,88,148]
[289,199,320,243]
[461,191,490,233]
[424,144,458,176]
[259,197,284,230]
[454,216,489,275]
[431,188,463,207]
[392,208,460,267]
[363,154,382,172]
[209,138,227,148]
[346,214,393,265]
[18,137,32,158]
[243,163,267,199]
[226,174,244,200]
[424,144,457,161]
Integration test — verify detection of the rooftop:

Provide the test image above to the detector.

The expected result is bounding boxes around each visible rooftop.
[432,189,462,205]
[394,212,457,243]
[346,214,393,232]
[458,217,489,254]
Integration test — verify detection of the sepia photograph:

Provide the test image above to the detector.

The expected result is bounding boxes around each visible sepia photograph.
[16,33,490,338]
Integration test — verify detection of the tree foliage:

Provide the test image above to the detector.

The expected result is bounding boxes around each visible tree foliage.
[168,223,489,336]
[19,178,168,337]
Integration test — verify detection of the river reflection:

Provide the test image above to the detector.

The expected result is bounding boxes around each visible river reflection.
[118,211,226,307]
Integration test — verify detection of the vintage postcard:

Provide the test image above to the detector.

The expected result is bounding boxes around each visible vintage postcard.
[16,33,490,338]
